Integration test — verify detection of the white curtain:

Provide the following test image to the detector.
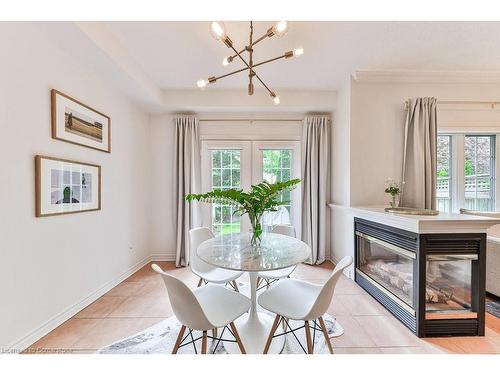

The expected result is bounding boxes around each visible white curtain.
[173,116,201,267]
[401,97,438,210]
[301,116,330,265]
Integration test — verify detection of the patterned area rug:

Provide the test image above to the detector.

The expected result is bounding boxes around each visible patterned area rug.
[486,297,500,319]
[98,312,342,354]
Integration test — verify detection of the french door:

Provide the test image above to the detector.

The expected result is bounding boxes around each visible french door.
[201,140,301,237]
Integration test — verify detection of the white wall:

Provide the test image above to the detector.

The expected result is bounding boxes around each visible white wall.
[149,114,176,259]
[0,23,151,349]
[330,78,354,268]
[350,80,500,206]
[148,113,310,260]
[329,76,500,264]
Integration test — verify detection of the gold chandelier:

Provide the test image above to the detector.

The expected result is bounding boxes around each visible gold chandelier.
[197,21,304,105]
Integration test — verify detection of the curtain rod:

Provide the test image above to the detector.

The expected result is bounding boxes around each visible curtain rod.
[198,118,304,122]
[404,99,500,109]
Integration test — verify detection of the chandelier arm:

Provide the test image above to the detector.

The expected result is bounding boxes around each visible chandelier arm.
[253,53,291,68]
[213,66,250,81]
[229,44,274,96]
[231,47,247,59]
[253,72,273,95]
[251,33,270,47]
[211,53,291,83]
[226,31,272,62]
[248,21,254,95]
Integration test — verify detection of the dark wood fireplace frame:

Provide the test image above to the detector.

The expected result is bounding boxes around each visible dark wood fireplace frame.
[354,217,486,337]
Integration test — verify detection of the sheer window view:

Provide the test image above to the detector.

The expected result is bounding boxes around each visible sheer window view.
[464,135,495,211]
[211,150,241,235]
[262,150,292,231]
[437,135,452,212]
[436,135,496,212]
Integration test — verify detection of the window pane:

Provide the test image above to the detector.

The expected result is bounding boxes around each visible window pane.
[282,151,291,168]
[476,137,491,175]
[262,149,293,231]
[231,152,240,167]
[212,151,221,168]
[222,169,231,188]
[221,150,231,167]
[465,137,476,177]
[436,135,452,212]
[214,206,222,222]
[211,149,241,235]
[212,169,221,188]
[282,169,291,181]
[231,169,240,187]
[464,135,495,211]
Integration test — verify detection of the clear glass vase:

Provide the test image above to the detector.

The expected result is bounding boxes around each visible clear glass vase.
[248,222,263,250]
[390,194,400,208]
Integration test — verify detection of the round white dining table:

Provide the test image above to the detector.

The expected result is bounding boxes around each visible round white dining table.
[197,231,311,354]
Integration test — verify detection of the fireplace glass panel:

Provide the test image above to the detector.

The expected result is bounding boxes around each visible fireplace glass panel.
[425,255,477,319]
[357,233,415,308]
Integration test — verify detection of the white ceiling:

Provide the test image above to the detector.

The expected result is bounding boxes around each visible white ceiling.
[104,21,500,91]
[33,21,500,112]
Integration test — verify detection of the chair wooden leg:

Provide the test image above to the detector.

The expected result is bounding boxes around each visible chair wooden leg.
[201,331,207,354]
[197,278,203,287]
[229,322,246,354]
[318,316,333,354]
[231,280,239,292]
[263,315,281,354]
[212,327,218,338]
[304,321,313,354]
[172,325,186,354]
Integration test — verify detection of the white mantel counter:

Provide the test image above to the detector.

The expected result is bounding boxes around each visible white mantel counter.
[348,206,500,234]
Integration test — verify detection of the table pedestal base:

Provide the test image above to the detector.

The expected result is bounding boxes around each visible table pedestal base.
[225,312,285,354]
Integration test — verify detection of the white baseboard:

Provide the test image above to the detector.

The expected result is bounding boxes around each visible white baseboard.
[329,254,355,280]
[150,253,176,261]
[7,255,153,352]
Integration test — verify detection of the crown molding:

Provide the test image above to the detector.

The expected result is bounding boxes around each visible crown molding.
[161,89,337,113]
[352,70,500,84]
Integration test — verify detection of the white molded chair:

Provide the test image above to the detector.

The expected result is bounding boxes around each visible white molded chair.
[152,263,250,354]
[190,227,243,291]
[258,256,353,354]
[256,225,297,289]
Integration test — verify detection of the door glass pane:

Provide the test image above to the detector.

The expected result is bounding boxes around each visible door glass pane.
[436,135,452,212]
[261,150,292,231]
[211,150,241,235]
[464,135,495,211]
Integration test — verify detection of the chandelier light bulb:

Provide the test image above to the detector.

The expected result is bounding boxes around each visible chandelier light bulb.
[210,21,226,41]
[273,21,288,37]
[201,21,304,104]
[293,47,304,57]
[197,79,208,88]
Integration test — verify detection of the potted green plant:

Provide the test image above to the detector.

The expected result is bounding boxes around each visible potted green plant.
[185,179,301,247]
[385,178,402,208]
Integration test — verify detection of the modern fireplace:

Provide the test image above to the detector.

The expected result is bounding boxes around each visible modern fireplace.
[354,217,486,337]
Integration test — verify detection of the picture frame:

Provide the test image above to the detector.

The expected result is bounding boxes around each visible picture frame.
[51,89,111,153]
[35,155,101,217]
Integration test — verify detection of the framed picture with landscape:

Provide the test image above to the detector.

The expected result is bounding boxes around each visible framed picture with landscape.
[51,89,111,153]
[35,155,101,217]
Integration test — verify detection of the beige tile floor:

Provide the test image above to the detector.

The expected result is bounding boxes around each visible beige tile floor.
[26,261,500,354]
